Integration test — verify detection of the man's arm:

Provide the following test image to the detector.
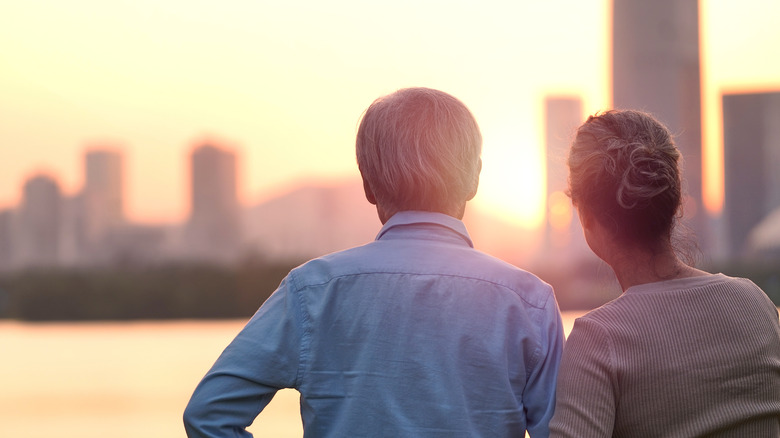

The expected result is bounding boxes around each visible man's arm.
[183,276,304,437]
[523,291,565,438]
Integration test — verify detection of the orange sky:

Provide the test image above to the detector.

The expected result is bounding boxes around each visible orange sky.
[0,0,778,228]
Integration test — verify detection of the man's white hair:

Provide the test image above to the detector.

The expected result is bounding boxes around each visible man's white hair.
[356,87,482,219]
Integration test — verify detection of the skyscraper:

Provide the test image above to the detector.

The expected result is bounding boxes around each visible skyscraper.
[18,174,62,267]
[82,148,124,248]
[187,143,241,262]
[722,91,780,257]
[0,209,14,270]
[612,0,705,240]
[544,96,583,251]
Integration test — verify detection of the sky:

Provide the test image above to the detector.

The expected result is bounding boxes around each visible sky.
[1,0,778,228]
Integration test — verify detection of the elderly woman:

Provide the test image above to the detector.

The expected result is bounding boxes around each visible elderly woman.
[549,110,780,437]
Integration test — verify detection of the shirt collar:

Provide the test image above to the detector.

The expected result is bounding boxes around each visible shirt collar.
[375,211,474,248]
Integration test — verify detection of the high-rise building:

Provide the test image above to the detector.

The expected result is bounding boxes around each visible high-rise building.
[544,96,583,251]
[612,0,705,242]
[722,91,780,257]
[186,143,241,262]
[18,174,62,267]
[59,193,87,267]
[82,148,124,253]
[0,208,14,270]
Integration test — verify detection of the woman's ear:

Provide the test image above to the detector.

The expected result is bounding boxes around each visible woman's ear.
[576,204,591,230]
[576,205,605,261]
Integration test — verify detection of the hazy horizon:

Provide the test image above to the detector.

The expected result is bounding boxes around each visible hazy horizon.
[2,1,779,227]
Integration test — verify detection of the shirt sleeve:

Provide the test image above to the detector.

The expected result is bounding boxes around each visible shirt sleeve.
[524,291,566,438]
[183,275,305,438]
[549,318,616,438]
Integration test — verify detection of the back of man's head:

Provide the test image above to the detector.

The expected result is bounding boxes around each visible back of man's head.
[356,87,482,220]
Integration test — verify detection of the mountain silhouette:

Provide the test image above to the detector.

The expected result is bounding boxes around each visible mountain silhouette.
[242,179,542,266]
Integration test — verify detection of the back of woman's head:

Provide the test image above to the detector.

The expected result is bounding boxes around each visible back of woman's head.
[356,87,482,218]
[568,109,682,246]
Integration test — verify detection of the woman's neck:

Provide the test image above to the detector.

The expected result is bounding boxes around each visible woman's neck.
[607,243,707,292]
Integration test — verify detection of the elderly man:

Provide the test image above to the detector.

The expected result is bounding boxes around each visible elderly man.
[184,87,564,437]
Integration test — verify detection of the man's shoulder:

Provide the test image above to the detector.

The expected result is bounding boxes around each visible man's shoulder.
[463,248,554,309]
[285,242,381,285]
[290,240,554,309]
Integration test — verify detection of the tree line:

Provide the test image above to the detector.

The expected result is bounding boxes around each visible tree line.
[0,259,776,321]
[0,260,299,321]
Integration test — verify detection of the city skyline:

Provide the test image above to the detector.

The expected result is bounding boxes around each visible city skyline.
[0,143,246,269]
[0,142,552,269]
[3,76,779,270]
[1,1,779,227]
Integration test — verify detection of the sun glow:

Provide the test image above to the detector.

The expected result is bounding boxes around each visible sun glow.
[474,135,546,229]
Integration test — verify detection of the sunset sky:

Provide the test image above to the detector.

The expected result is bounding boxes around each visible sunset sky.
[1,0,778,228]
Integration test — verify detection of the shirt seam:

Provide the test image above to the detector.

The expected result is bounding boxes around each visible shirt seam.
[295,270,550,309]
[289,270,311,389]
[625,273,726,295]
[525,290,557,379]
[525,293,548,379]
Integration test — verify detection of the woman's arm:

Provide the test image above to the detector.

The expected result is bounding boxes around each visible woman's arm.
[549,318,617,438]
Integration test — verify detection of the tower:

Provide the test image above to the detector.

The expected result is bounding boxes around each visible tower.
[18,174,62,267]
[0,209,14,270]
[187,143,241,262]
[612,0,705,243]
[722,91,780,257]
[82,148,124,253]
[544,96,583,251]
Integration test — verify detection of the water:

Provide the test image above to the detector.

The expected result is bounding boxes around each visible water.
[0,314,582,437]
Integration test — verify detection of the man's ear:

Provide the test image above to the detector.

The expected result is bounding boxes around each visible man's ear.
[362,176,377,205]
[466,158,482,201]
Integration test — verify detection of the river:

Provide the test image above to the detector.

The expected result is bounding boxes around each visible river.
[0,311,579,437]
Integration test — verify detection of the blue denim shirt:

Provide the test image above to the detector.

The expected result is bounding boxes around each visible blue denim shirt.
[184,211,564,437]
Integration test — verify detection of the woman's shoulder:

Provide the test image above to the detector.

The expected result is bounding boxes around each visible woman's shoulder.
[577,272,777,334]
[572,296,637,334]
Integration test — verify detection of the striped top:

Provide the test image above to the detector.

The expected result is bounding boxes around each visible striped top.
[550,273,780,437]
